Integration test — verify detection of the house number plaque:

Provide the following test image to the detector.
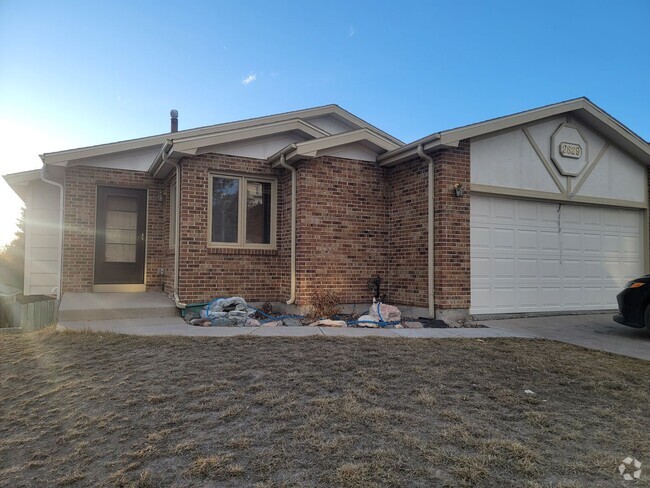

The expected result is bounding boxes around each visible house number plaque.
[559,142,582,159]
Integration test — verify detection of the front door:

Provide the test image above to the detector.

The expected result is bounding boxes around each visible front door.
[94,187,147,285]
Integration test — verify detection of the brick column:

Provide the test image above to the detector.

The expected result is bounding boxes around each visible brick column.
[433,139,471,317]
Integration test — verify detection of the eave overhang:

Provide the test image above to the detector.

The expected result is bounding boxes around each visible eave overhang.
[3,169,42,201]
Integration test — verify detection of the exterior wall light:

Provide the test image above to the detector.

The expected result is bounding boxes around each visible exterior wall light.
[453,184,464,197]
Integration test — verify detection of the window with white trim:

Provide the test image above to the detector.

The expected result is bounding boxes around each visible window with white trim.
[209,174,276,248]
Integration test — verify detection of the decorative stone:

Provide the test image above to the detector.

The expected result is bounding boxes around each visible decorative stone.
[261,321,281,327]
[244,318,261,327]
[282,317,302,327]
[404,321,423,329]
[211,317,237,327]
[370,303,401,323]
[229,310,247,317]
[356,315,379,328]
[309,319,347,328]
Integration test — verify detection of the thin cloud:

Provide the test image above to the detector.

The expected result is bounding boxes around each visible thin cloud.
[242,74,256,85]
[348,25,355,36]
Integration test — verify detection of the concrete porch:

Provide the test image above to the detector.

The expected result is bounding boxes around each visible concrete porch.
[58,292,179,322]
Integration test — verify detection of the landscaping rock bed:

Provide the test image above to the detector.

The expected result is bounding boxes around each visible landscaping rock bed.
[186,297,414,328]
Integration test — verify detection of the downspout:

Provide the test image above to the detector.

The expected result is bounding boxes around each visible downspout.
[417,145,435,318]
[277,153,297,304]
[160,141,186,309]
[40,165,64,301]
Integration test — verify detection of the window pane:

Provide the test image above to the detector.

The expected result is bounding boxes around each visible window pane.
[212,177,239,243]
[105,196,137,262]
[246,181,271,244]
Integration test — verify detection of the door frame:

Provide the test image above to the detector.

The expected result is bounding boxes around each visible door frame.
[92,185,148,293]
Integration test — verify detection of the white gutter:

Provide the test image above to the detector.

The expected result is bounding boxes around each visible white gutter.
[276,153,297,304]
[39,165,64,301]
[159,140,186,309]
[417,145,435,318]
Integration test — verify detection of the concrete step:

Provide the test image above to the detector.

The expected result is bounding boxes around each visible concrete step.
[58,292,179,321]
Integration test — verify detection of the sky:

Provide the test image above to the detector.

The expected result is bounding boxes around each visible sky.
[0,0,648,246]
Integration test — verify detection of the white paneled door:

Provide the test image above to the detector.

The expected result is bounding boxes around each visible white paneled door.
[470,195,643,314]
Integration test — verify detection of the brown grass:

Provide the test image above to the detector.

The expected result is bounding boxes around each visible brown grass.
[0,328,648,487]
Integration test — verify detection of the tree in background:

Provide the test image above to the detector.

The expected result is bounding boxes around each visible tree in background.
[0,208,25,289]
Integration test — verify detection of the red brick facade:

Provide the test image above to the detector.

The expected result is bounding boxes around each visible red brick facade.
[387,159,429,307]
[60,141,472,314]
[294,156,389,304]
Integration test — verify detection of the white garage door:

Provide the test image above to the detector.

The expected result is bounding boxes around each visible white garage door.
[471,195,644,314]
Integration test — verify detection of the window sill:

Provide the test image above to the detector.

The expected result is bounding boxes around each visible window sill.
[207,247,278,256]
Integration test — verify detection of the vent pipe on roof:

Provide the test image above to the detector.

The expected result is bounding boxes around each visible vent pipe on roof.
[170,109,178,133]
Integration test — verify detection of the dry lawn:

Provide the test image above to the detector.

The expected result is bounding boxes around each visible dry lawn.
[0,329,648,487]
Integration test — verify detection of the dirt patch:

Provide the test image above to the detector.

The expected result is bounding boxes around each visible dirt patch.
[0,329,648,487]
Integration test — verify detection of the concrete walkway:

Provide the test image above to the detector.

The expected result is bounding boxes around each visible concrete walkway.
[481,313,650,361]
[56,317,537,339]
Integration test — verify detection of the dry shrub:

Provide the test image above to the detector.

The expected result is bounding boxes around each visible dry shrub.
[308,290,342,319]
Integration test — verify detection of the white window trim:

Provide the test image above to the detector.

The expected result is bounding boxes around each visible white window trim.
[208,173,277,249]
[169,182,176,249]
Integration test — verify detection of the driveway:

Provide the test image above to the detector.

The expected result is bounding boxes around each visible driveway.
[483,313,650,361]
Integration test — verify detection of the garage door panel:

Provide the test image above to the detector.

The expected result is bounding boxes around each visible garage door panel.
[540,287,561,307]
[540,231,560,251]
[493,258,515,279]
[621,235,640,255]
[540,259,560,278]
[471,226,490,248]
[493,200,515,220]
[582,234,601,252]
[471,287,491,310]
[516,258,538,278]
[493,228,515,249]
[518,287,539,308]
[517,201,538,221]
[562,232,581,252]
[516,229,538,250]
[562,287,582,307]
[471,195,643,314]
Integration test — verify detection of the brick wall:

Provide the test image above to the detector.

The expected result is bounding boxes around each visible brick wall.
[62,166,164,293]
[294,156,389,305]
[386,159,429,307]
[176,154,289,303]
[432,140,471,310]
